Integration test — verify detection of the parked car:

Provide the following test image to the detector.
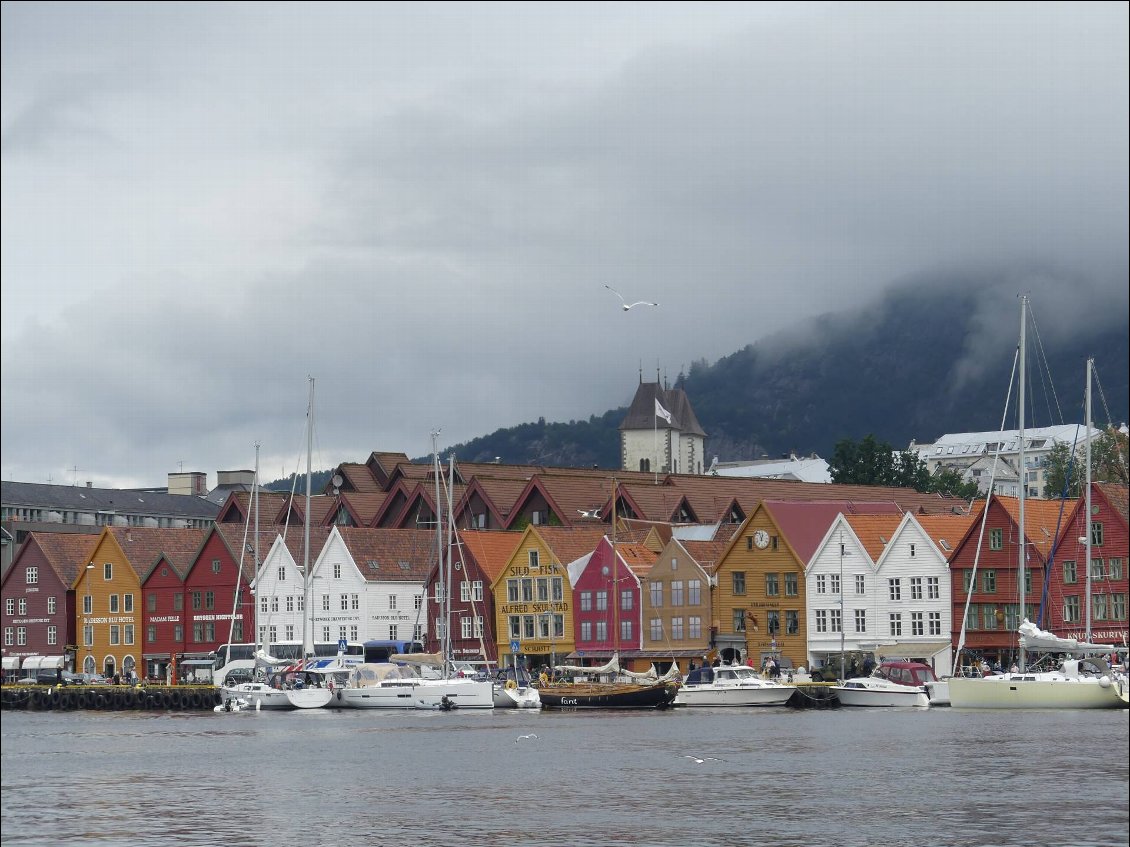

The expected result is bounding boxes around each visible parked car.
[78,673,110,685]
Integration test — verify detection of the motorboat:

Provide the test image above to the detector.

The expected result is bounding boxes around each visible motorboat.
[222,678,333,710]
[494,667,541,709]
[831,661,937,707]
[334,662,494,710]
[674,664,796,707]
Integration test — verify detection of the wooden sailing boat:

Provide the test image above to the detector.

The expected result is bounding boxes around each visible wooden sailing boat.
[947,301,1127,709]
[538,478,679,710]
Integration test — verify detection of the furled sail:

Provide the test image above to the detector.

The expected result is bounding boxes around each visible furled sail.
[1017,619,1117,655]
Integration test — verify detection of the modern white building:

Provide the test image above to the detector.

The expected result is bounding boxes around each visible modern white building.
[806,511,972,677]
[711,453,831,483]
[908,424,1102,499]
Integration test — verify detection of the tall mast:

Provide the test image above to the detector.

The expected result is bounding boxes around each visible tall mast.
[1085,358,1093,641]
[611,477,619,665]
[302,377,314,659]
[253,443,261,655]
[1017,297,1027,671]
[431,431,444,672]
[445,453,456,679]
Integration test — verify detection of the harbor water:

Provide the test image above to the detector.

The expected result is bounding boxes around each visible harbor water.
[2,706,1127,847]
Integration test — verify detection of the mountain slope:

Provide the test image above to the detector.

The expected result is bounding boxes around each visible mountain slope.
[446,278,1129,468]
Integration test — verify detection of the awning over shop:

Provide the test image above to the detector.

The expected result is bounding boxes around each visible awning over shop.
[2,657,20,670]
[20,655,65,671]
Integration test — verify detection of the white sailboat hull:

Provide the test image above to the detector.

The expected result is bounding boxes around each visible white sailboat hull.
[337,677,494,709]
[947,673,1129,709]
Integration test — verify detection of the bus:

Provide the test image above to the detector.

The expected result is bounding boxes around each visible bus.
[210,640,365,687]
[363,639,425,664]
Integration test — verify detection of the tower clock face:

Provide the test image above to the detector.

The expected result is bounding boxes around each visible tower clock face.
[753,530,769,549]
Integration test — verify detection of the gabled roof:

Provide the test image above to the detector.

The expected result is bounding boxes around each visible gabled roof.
[215,490,292,525]
[458,530,523,584]
[453,476,529,527]
[528,475,616,527]
[679,539,729,575]
[615,542,658,580]
[329,492,389,527]
[843,514,904,562]
[274,494,336,529]
[106,527,208,581]
[973,495,1077,562]
[915,514,977,558]
[529,526,612,565]
[364,452,412,489]
[323,463,382,495]
[767,501,903,564]
[616,482,698,523]
[9,532,98,587]
[336,527,438,583]
[212,524,284,582]
[1095,482,1129,527]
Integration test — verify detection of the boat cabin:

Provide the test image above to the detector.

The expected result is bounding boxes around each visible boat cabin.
[874,661,938,686]
[683,664,762,687]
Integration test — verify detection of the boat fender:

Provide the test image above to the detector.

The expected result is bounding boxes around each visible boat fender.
[506,679,518,690]
[1098,676,1111,689]
[336,690,343,702]
[539,673,549,687]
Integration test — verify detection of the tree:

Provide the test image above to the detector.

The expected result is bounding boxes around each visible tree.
[831,434,978,498]
[1043,427,1130,498]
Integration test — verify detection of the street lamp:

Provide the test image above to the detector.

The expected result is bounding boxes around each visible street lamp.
[84,563,94,676]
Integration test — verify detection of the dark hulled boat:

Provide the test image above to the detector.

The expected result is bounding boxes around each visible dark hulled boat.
[537,680,679,710]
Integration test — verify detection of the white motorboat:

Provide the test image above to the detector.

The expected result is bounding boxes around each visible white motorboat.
[832,661,936,707]
[494,667,541,709]
[674,664,796,707]
[335,662,494,709]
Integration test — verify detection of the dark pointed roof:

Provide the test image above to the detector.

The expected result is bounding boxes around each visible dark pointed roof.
[618,381,706,437]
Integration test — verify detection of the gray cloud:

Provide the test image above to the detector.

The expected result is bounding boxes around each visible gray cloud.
[2,2,1126,487]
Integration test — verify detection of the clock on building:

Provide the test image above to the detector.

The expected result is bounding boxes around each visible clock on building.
[753,529,770,549]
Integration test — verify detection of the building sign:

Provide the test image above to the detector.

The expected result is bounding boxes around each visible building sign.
[499,601,569,615]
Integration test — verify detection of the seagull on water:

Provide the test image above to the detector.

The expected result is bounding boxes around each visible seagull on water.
[680,755,724,764]
[605,284,658,311]
[515,734,540,742]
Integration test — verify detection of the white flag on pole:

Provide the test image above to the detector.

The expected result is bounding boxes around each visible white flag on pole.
[655,398,673,424]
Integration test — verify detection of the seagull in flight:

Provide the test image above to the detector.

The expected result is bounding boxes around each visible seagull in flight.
[605,285,658,311]
[680,755,724,764]
[515,734,540,742]
[577,508,602,519]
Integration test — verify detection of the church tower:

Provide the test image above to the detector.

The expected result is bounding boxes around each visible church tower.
[618,378,707,475]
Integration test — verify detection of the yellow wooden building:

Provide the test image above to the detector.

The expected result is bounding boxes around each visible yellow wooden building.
[490,525,608,668]
[711,506,808,669]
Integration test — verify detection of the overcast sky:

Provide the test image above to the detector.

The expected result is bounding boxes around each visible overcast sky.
[2,2,1127,489]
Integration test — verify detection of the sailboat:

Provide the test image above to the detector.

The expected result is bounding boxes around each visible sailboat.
[223,380,333,711]
[538,480,679,710]
[337,438,494,709]
[947,302,1128,709]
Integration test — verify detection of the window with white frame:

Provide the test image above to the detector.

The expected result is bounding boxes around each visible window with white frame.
[620,620,632,641]
[334,563,342,579]
[47,625,57,645]
[689,616,701,639]
[830,609,842,633]
[650,618,663,640]
[460,581,471,602]
[17,626,26,645]
[855,574,866,594]
[688,579,702,605]
[888,579,901,601]
[910,578,923,600]
[580,591,592,611]
[928,612,942,635]
[671,617,684,640]
[889,613,902,636]
[911,612,924,636]
[816,574,827,594]
[650,581,663,608]
[279,566,286,581]
[927,577,940,599]
[854,609,867,632]
[815,610,828,633]
[670,581,684,606]
[26,566,38,584]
